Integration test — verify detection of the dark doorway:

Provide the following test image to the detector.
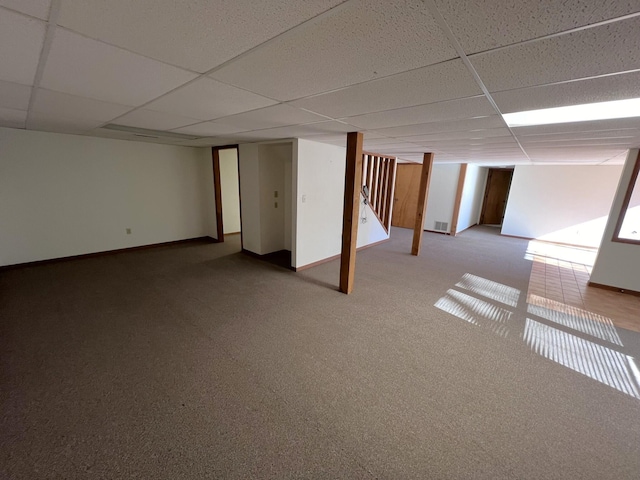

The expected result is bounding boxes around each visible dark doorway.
[480,168,513,226]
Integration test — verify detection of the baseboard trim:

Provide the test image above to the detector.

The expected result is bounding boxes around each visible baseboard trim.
[423,229,449,235]
[0,236,219,271]
[294,238,390,272]
[587,281,640,297]
[455,223,477,235]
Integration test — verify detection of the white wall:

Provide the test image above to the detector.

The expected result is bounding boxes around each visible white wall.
[0,127,216,267]
[456,165,488,233]
[424,164,461,233]
[591,149,640,291]
[294,139,389,268]
[502,165,623,247]
[219,148,241,234]
[238,142,293,256]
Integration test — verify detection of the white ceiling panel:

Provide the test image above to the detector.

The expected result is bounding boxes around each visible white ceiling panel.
[471,16,640,93]
[0,0,51,20]
[57,0,345,73]
[493,71,640,114]
[40,29,197,106]
[515,130,640,142]
[371,115,505,137]
[32,89,131,125]
[401,127,513,143]
[0,106,27,128]
[245,121,356,140]
[145,78,276,121]
[0,80,32,110]
[211,0,456,101]
[291,60,482,118]
[216,104,327,131]
[171,122,250,137]
[343,96,495,130]
[115,109,201,131]
[27,111,103,133]
[0,9,46,85]
[432,0,640,55]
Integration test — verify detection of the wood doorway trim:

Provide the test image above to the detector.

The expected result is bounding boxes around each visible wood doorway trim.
[212,148,224,242]
[211,144,240,243]
[411,152,435,256]
[339,132,364,294]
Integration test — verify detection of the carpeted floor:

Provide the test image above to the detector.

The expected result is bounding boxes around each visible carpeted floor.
[1,226,639,479]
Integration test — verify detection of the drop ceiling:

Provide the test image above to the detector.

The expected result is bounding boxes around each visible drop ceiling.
[1,0,640,165]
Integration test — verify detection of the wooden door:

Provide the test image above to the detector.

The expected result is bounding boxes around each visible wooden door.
[391,164,422,229]
[480,169,513,225]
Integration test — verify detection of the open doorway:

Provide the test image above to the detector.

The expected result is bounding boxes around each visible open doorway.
[480,168,513,226]
[212,146,241,243]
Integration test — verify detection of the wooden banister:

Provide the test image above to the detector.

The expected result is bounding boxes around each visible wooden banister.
[361,152,397,233]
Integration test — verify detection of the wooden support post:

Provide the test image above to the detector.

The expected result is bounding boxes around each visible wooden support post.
[450,163,468,236]
[411,152,434,256]
[339,132,364,294]
[212,148,224,242]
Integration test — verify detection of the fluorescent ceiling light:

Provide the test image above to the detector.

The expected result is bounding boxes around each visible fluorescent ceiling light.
[503,98,640,127]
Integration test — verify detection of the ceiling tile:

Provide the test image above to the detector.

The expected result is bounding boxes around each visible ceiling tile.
[32,89,131,125]
[40,29,197,106]
[115,109,201,131]
[0,106,27,128]
[57,0,344,72]
[401,127,513,142]
[291,59,482,118]
[171,122,250,137]
[493,71,640,113]
[0,9,46,85]
[343,96,495,130]
[244,121,356,140]
[371,115,505,137]
[432,0,640,54]
[27,111,101,133]
[211,0,456,100]
[0,80,32,110]
[145,78,276,121]
[0,0,51,19]
[515,130,640,141]
[216,104,327,131]
[471,16,640,92]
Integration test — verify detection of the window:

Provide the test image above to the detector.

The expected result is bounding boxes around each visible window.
[612,151,640,244]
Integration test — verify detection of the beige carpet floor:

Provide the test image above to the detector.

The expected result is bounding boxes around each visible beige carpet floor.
[2,226,639,479]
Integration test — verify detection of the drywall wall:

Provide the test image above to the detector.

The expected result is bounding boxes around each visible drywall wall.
[259,143,291,255]
[238,142,293,256]
[591,149,640,291]
[294,139,389,268]
[424,164,461,234]
[456,165,488,233]
[238,143,262,254]
[502,165,623,247]
[0,127,216,267]
[219,148,241,234]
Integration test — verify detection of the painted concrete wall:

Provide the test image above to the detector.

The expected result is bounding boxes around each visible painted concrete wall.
[457,165,488,233]
[0,127,216,266]
[219,148,241,234]
[502,164,623,247]
[591,149,640,291]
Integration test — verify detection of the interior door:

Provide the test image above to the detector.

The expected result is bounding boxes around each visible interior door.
[480,169,513,225]
[391,164,422,229]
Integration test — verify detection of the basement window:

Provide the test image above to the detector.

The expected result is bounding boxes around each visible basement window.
[612,151,640,244]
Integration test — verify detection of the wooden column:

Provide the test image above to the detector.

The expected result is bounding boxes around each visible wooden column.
[339,132,364,294]
[450,163,468,236]
[411,152,435,256]
[212,148,224,242]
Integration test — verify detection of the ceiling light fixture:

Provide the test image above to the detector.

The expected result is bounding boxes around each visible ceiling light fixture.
[503,98,640,127]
